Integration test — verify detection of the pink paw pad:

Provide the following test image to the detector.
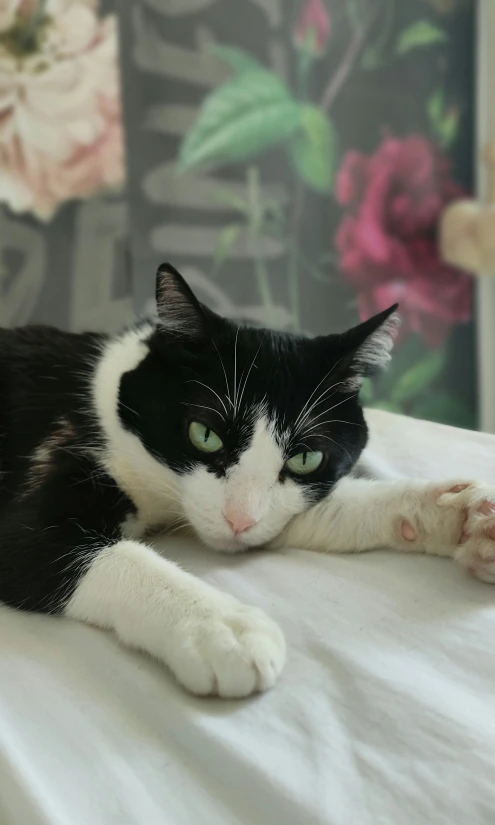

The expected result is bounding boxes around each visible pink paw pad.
[401,520,417,541]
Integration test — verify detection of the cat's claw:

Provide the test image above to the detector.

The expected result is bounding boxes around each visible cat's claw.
[168,597,286,698]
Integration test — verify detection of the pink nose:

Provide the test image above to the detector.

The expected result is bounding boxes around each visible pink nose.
[224,508,257,535]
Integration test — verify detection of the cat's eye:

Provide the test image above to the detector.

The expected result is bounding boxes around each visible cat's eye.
[286,450,323,475]
[188,421,223,454]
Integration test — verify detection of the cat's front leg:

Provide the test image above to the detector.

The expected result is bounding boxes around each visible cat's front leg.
[272,477,495,582]
[66,540,286,697]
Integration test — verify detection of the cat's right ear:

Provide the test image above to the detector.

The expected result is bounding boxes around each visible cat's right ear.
[155,263,207,339]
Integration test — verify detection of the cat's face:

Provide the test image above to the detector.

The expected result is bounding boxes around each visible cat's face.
[119,264,398,552]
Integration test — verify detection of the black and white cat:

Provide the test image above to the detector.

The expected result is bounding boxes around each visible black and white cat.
[1,263,494,698]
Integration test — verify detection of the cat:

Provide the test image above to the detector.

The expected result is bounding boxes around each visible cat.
[1,262,494,699]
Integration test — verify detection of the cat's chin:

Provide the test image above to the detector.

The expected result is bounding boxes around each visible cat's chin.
[195,530,266,555]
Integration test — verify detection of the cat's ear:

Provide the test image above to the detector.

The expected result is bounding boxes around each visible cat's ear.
[335,304,400,391]
[155,263,207,339]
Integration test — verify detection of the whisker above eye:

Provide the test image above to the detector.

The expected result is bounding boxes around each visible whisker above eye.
[236,331,266,416]
[181,402,225,421]
[293,358,345,430]
[308,433,353,462]
[233,326,240,418]
[294,380,348,434]
[212,338,234,409]
[186,380,228,417]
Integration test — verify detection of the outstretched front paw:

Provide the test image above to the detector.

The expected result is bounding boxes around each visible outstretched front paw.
[399,481,495,583]
[168,594,286,698]
[450,486,495,583]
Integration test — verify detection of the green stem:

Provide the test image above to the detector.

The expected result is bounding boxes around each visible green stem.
[254,256,275,326]
[288,179,304,332]
[297,49,313,100]
[247,166,275,326]
[288,242,300,331]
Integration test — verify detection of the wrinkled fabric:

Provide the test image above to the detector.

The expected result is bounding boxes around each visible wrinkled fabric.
[1,409,495,825]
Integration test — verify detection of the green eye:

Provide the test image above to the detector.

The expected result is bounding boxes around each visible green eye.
[188,421,223,454]
[286,450,323,475]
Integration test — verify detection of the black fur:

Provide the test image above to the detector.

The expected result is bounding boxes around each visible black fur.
[0,264,397,616]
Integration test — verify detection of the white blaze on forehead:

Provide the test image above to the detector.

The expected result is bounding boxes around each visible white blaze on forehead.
[226,415,284,519]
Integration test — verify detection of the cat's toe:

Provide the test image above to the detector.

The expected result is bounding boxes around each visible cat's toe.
[455,491,495,582]
[172,602,286,698]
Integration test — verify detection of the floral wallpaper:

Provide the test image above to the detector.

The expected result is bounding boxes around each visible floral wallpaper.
[0,0,130,333]
[0,0,124,219]
[0,0,477,428]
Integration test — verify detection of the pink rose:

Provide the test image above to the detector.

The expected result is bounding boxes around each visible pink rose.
[294,0,331,56]
[335,136,472,347]
[0,0,124,220]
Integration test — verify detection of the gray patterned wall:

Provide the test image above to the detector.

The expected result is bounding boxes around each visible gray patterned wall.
[0,0,477,427]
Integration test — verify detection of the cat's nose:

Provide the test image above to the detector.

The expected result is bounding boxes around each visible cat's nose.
[224,508,258,535]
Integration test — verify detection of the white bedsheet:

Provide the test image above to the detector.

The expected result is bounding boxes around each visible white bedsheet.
[1,410,495,825]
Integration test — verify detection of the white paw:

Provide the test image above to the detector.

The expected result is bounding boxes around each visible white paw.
[452,487,495,583]
[168,595,286,698]
[396,481,495,583]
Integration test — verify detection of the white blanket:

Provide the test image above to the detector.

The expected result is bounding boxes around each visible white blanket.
[1,410,495,825]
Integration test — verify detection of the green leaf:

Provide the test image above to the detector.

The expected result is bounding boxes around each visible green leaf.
[213,223,243,268]
[288,105,337,193]
[411,393,476,430]
[391,350,446,404]
[427,89,460,149]
[178,70,301,171]
[396,20,448,55]
[209,45,263,75]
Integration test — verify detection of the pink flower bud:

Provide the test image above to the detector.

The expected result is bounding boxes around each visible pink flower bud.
[294,0,331,56]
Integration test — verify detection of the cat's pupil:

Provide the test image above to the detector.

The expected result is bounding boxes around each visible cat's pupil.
[204,428,211,443]
[302,452,307,465]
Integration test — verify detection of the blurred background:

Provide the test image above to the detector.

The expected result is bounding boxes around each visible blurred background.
[0,0,479,428]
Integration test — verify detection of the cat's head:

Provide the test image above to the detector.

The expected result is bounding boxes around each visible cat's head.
[117,264,399,552]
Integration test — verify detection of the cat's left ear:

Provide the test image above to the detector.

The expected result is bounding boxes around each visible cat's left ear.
[335,304,400,391]
[155,263,208,339]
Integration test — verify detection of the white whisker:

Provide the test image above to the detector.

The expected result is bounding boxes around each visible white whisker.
[294,380,348,434]
[212,338,234,409]
[233,326,240,418]
[293,359,345,429]
[312,433,353,462]
[181,402,225,421]
[186,380,228,417]
[236,332,266,415]
[300,394,360,438]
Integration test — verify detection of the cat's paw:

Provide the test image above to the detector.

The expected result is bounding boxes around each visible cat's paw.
[168,596,286,698]
[452,488,495,583]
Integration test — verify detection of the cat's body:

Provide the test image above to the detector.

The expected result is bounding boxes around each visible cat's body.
[1,263,495,698]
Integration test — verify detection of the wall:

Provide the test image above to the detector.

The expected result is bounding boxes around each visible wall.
[0,0,477,427]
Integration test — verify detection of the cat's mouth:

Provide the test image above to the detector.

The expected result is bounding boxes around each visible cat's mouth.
[195,525,268,554]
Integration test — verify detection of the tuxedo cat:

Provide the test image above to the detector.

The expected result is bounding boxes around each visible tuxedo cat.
[1,263,494,698]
